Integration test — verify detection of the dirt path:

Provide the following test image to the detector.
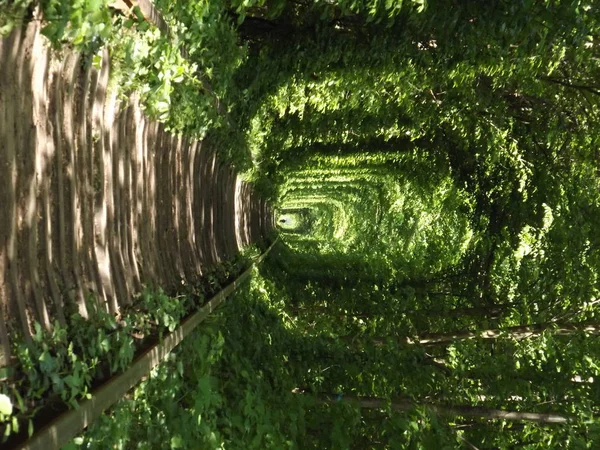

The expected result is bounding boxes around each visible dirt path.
[0,22,274,367]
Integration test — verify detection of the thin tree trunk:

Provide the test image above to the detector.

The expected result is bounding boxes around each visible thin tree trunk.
[338,321,600,352]
[538,76,600,96]
[415,320,600,346]
[315,394,572,424]
[420,305,505,320]
[295,304,505,322]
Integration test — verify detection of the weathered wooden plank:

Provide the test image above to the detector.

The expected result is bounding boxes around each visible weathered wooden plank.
[16,239,277,450]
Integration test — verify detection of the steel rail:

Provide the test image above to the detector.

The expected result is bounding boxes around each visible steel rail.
[16,239,278,450]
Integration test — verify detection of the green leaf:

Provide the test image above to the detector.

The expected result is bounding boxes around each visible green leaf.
[0,394,13,415]
[64,374,81,389]
[39,350,56,373]
[33,323,43,343]
[99,338,110,353]
[133,6,145,21]
[171,435,183,448]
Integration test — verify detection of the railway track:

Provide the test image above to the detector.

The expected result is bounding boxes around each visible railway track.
[0,13,273,397]
[12,239,277,450]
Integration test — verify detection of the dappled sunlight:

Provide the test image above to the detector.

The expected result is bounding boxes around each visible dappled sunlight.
[0,21,274,369]
[276,153,474,279]
[3,0,600,446]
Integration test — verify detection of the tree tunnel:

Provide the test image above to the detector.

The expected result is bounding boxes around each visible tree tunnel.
[2,0,600,448]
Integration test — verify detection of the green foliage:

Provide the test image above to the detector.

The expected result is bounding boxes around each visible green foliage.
[1,247,255,442]
[40,0,112,51]
[72,270,306,449]
[149,0,253,166]
[227,0,600,446]
[0,0,251,166]
[0,0,113,52]
[77,331,228,450]
[75,254,600,447]
[0,0,32,35]
[102,7,229,140]
[4,0,600,447]
[1,291,156,441]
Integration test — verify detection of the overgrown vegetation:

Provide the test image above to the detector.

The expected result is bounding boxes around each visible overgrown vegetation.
[2,0,600,448]
[0,0,112,51]
[67,267,306,450]
[1,0,249,164]
[68,250,600,448]
[239,0,600,446]
[0,250,258,444]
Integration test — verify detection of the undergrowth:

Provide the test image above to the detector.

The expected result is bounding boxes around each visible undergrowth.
[68,264,307,450]
[0,250,258,444]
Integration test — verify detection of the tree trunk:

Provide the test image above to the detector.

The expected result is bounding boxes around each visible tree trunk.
[538,76,600,96]
[411,320,600,346]
[354,320,600,347]
[316,394,572,424]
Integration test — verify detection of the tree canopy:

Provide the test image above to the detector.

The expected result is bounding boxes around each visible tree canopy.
[123,0,600,446]
[3,0,600,448]
[229,0,600,447]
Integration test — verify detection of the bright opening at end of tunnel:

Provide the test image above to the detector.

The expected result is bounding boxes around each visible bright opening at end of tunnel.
[276,153,475,280]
